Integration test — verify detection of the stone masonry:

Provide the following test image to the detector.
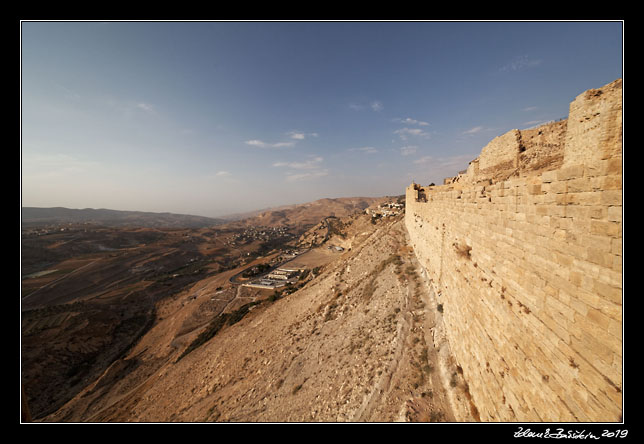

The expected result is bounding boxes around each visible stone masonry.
[405,79,622,422]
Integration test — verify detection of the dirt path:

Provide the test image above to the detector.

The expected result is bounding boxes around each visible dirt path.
[353,220,465,422]
[352,273,413,421]
[406,247,459,422]
[221,284,245,313]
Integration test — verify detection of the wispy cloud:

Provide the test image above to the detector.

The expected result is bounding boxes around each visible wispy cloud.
[54,83,81,100]
[348,99,383,112]
[285,170,329,182]
[399,145,418,156]
[522,120,546,127]
[23,153,100,175]
[410,153,475,184]
[136,102,156,114]
[394,127,430,141]
[463,126,484,135]
[286,131,319,140]
[523,106,538,112]
[370,101,384,112]
[413,153,474,169]
[245,139,296,149]
[273,155,328,182]
[413,155,434,165]
[215,170,231,177]
[273,156,324,170]
[394,117,429,126]
[103,97,159,119]
[500,55,542,72]
[349,146,378,154]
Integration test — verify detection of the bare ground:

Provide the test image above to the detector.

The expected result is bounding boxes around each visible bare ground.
[42,213,476,422]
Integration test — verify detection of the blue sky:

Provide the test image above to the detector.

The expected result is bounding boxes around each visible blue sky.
[21,21,623,218]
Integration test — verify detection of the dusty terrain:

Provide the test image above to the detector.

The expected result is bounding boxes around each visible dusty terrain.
[21,223,293,418]
[21,197,394,421]
[38,209,475,422]
[220,196,388,227]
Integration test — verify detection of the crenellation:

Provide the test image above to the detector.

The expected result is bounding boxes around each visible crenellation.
[405,79,622,422]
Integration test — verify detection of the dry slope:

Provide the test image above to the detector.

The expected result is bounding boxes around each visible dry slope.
[44,212,475,422]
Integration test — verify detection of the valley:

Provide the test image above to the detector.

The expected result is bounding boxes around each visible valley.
[21,197,392,421]
[21,195,472,422]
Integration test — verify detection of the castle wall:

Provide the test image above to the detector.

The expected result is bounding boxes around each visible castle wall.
[518,119,567,173]
[476,129,521,182]
[564,79,623,167]
[405,79,622,422]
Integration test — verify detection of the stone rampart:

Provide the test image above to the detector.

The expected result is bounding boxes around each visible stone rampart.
[405,79,622,422]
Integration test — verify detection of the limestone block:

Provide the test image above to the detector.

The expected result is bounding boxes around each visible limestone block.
[557,164,585,181]
[607,206,622,222]
[541,170,558,183]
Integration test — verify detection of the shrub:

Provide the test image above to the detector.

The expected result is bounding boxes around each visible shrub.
[454,242,472,259]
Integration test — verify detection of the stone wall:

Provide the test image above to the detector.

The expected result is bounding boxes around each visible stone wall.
[518,119,567,173]
[405,79,622,422]
[461,117,568,185]
[477,129,522,181]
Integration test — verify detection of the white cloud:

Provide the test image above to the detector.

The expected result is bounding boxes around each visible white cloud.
[500,55,542,72]
[136,102,156,114]
[245,139,296,149]
[273,155,328,182]
[413,155,433,165]
[463,126,484,135]
[371,101,384,112]
[285,169,329,182]
[395,117,429,126]
[522,120,546,127]
[523,106,538,112]
[286,131,319,140]
[350,146,378,154]
[215,171,231,177]
[399,145,418,156]
[349,100,383,112]
[245,139,268,147]
[394,127,430,140]
[273,156,324,170]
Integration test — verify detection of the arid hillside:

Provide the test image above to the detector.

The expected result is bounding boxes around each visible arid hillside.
[223,196,390,230]
[40,209,475,423]
[21,196,383,420]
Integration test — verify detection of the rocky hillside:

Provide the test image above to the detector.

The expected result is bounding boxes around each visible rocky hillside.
[224,197,389,230]
[41,210,474,422]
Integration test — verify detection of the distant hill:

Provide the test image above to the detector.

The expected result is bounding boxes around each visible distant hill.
[22,196,400,230]
[21,207,225,229]
[222,196,393,229]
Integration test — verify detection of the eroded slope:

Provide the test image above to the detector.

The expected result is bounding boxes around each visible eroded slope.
[44,213,474,422]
